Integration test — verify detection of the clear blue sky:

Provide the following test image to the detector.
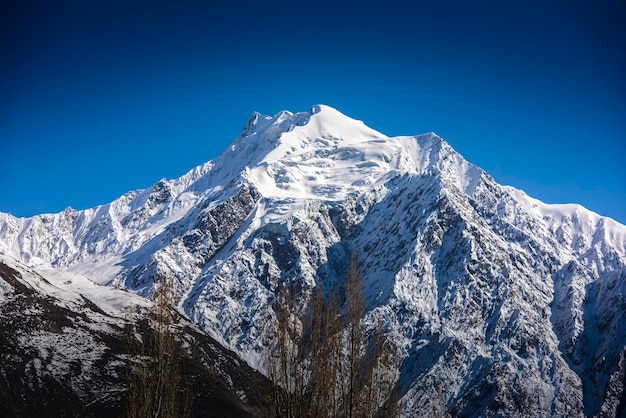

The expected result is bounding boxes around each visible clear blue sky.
[2,0,625,224]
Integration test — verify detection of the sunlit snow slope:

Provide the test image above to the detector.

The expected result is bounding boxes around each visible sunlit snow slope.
[1,104,625,417]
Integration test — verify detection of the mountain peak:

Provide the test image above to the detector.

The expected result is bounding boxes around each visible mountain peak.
[239,105,384,142]
[306,104,385,140]
[1,105,626,417]
[230,106,484,208]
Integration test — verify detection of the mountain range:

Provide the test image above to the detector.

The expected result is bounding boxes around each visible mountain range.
[1,104,625,417]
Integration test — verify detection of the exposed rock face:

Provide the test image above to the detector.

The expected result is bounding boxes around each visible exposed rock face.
[1,105,625,416]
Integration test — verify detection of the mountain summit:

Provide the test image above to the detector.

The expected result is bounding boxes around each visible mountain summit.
[1,105,625,416]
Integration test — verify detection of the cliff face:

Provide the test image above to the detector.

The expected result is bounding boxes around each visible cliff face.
[1,105,625,416]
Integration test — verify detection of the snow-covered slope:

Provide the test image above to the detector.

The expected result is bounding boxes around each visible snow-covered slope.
[0,253,272,417]
[1,104,625,416]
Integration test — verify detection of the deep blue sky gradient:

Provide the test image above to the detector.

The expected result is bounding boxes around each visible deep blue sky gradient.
[2,0,625,223]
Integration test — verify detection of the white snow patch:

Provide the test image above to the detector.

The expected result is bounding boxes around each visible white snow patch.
[505,186,626,255]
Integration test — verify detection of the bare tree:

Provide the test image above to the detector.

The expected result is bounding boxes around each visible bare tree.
[268,281,305,418]
[126,276,190,418]
[268,254,402,417]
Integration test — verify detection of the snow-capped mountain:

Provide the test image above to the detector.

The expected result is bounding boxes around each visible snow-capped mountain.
[1,104,625,417]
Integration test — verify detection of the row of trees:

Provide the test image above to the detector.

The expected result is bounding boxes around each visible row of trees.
[268,255,402,417]
[124,255,401,417]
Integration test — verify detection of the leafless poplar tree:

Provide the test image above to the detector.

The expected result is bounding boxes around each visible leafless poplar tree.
[126,276,190,418]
